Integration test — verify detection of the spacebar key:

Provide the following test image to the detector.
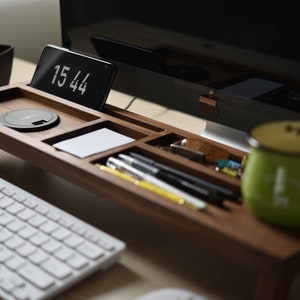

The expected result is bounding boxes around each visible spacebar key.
[18,263,55,289]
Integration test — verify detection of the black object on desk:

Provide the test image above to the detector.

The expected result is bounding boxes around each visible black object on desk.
[0,44,14,86]
[91,35,209,83]
[30,45,116,111]
[0,108,60,132]
[128,152,238,203]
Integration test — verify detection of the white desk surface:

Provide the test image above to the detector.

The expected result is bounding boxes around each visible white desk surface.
[2,58,299,300]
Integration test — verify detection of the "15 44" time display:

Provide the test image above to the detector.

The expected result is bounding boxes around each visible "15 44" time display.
[51,65,90,95]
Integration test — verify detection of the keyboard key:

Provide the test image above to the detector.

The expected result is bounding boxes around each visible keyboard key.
[0,212,15,225]
[18,226,38,239]
[77,242,104,260]
[16,242,37,257]
[6,202,25,215]
[17,263,55,290]
[12,288,30,300]
[97,239,116,251]
[64,234,84,248]
[12,193,27,203]
[5,255,27,270]
[28,249,49,265]
[41,257,72,279]
[0,182,5,190]
[39,221,59,234]
[41,239,62,254]
[0,228,13,243]
[7,219,26,232]
[5,235,25,250]
[28,214,47,227]
[0,278,15,293]
[0,196,14,208]
[29,232,49,246]
[23,199,37,209]
[58,218,73,229]
[70,224,86,236]
[2,187,15,197]
[0,245,14,262]
[17,209,36,221]
[54,246,74,261]
[51,227,71,241]
[8,275,25,288]
[35,205,49,215]
[84,232,99,243]
[46,211,61,222]
[67,253,88,270]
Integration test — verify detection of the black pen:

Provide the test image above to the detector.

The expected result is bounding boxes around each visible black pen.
[107,157,207,211]
[119,154,224,206]
[128,152,238,201]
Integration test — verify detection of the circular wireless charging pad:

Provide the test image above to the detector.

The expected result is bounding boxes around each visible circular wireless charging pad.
[0,108,60,132]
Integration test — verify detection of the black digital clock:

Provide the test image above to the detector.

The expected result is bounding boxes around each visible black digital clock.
[30,45,117,111]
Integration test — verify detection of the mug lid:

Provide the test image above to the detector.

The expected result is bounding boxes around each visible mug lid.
[248,120,300,155]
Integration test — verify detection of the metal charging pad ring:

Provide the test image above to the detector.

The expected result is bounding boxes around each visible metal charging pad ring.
[0,108,60,132]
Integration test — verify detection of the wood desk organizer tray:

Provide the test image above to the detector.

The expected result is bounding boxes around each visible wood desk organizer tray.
[1,84,300,300]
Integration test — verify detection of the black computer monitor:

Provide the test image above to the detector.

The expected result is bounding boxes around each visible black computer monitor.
[60,0,300,149]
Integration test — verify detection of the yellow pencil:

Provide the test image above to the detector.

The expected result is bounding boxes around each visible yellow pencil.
[95,164,199,210]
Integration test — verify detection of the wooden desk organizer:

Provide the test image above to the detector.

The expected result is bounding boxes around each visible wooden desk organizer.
[1,84,300,300]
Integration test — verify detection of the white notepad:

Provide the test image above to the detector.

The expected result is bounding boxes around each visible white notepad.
[53,128,135,158]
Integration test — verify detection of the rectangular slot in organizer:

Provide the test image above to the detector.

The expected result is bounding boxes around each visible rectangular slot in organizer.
[1,84,300,299]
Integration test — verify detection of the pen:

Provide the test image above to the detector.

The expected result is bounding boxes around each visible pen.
[156,144,205,163]
[170,143,205,163]
[128,152,238,201]
[107,157,207,211]
[118,154,223,206]
[95,164,198,210]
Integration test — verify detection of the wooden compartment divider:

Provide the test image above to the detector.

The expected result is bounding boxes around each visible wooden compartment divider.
[1,84,300,300]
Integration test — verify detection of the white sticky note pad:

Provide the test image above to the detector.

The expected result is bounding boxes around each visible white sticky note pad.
[53,128,135,158]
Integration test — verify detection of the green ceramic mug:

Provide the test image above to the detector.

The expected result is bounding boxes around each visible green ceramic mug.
[242,120,300,227]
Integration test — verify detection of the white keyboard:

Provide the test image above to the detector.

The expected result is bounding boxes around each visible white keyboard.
[0,177,126,300]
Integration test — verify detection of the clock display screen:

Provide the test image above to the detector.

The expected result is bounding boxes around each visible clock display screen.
[30,45,116,110]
